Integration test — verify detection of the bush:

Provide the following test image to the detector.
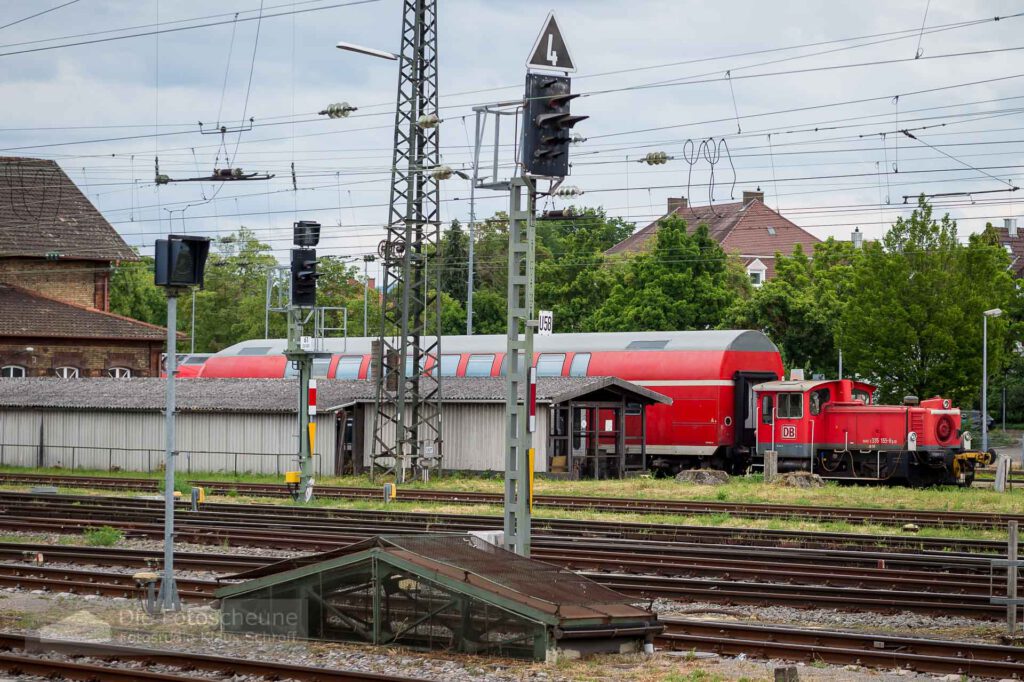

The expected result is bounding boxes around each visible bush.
[83,526,123,547]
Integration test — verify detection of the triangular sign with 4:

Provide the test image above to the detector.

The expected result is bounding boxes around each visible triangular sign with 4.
[526,11,576,72]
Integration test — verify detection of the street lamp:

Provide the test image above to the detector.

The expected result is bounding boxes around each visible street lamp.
[336,41,399,61]
[983,308,1003,452]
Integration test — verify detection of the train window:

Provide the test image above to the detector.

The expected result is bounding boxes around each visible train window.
[403,356,427,377]
[336,356,362,379]
[184,356,208,365]
[466,354,495,377]
[777,392,804,419]
[761,395,773,424]
[852,389,871,405]
[809,388,831,415]
[626,340,668,350]
[499,356,507,376]
[569,353,591,377]
[238,346,272,356]
[439,354,460,377]
[536,353,566,377]
[312,356,332,378]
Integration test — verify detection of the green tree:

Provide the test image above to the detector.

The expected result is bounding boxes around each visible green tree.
[840,198,1016,405]
[724,238,859,375]
[590,216,741,331]
[438,219,469,305]
[109,256,166,326]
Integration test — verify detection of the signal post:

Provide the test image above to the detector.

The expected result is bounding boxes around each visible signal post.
[503,12,586,557]
[287,221,322,502]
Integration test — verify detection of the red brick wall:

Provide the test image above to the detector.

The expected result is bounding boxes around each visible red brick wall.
[0,259,110,310]
[0,337,162,377]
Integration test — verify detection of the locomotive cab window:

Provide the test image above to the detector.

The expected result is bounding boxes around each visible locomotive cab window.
[852,389,871,405]
[809,388,830,416]
[760,395,773,424]
[777,392,803,419]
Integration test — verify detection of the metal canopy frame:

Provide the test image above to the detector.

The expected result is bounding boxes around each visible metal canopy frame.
[372,0,443,482]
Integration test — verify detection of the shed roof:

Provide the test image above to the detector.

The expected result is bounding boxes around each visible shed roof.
[0,157,137,262]
[0,376,669,414]
[0,284,168,341]
[218,534,655,624]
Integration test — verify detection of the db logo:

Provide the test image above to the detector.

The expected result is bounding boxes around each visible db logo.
[780,425,797,440]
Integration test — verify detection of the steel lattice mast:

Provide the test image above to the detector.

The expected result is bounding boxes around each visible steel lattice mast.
[371,0,442,480]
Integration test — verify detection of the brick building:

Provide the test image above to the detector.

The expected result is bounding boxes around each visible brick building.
[605,190,821,285]
[0,157,167,378]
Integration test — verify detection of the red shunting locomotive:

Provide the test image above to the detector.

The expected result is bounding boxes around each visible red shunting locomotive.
[754,378,990,486]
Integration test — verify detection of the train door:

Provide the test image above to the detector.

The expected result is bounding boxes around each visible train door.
[733,371,778,451]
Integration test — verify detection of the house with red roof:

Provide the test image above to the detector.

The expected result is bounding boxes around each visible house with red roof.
[605,190,822,286]
[0,157,168,378]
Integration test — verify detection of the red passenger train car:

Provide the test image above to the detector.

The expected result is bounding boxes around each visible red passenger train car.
[753,378,988,486]
[197,331,784,474]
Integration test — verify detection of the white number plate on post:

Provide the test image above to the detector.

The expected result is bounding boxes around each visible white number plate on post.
[538,310,553,336]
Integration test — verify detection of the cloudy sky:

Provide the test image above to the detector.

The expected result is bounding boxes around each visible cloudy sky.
[1,0,1022,276]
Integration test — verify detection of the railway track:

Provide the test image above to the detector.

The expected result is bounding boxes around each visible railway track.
[0,490,1010,555]
[0,549,1018,679]
[1,471,1021,530]
[659,619,1024,679]
[0,631,422,681]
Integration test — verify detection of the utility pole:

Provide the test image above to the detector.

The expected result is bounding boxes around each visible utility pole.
[466,110,484,335]
[367,0,443,481]
[362,254,375,336]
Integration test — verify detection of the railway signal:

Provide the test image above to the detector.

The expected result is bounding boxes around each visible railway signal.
[522,73,587,178]
[290,248,320,308]
[154,233,211,614]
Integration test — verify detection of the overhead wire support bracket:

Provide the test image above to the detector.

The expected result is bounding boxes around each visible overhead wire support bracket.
[198,118,254,135]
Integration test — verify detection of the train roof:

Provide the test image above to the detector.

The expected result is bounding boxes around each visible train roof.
[212,330,779,357]
[754,378,875,393]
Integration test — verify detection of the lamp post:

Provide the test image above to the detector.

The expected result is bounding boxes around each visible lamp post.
[983,308,1003,452]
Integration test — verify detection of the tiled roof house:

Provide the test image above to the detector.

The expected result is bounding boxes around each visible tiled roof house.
[605,190,822,285]
[0,157,168,378]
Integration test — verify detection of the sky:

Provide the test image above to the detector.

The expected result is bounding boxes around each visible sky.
[1,0,1023,279]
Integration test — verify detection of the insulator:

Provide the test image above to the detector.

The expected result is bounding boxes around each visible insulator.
[430,165,454,180]
[541,207,578,219]
[555,185,583,198]
[320,102,357,119]
[571,131,587,145]
[155,174,170,185]
[642,151,670,165]
[417,113,440,129]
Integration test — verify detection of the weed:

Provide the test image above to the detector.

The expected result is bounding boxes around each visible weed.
[83,526,123,547]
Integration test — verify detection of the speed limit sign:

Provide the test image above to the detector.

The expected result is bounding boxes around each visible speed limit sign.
[538,310,553,336]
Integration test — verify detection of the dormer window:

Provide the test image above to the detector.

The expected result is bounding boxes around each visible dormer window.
[746,258,768,287]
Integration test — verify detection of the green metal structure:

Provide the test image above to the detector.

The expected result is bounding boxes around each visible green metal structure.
[216,535,660,661]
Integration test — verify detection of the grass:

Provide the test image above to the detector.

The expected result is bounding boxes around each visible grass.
[82,526,123,547]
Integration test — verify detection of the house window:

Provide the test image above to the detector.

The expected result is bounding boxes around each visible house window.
[777,392,803,419]
[1,365,26,378]
[107,367,131,379]
[766,226,777,236]
[54,367,79,379]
